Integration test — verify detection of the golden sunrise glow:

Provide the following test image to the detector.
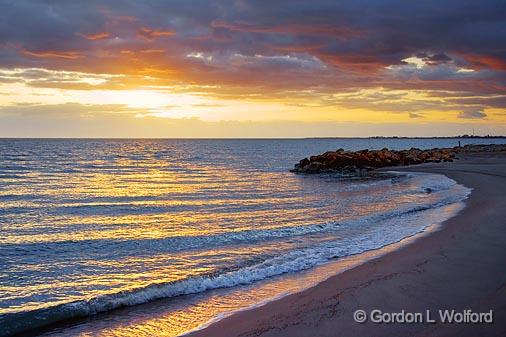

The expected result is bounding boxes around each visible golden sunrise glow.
[0,1,504,137]
[2,78,504,129]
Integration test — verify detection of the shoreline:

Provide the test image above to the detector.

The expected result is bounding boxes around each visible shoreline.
[7,172,463,337]
[183,220,452,337]
[187,152,506,337]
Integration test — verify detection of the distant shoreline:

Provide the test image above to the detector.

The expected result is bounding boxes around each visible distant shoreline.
[305,135,506,139]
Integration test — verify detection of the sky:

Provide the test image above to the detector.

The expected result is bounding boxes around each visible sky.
[0,0,505,137]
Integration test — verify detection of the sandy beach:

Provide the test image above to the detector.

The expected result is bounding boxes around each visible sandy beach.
[188,152,506,337]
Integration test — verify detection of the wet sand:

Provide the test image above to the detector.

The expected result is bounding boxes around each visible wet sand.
[188,153,506,337]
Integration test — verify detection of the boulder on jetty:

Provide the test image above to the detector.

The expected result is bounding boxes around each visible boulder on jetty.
[291,144,506,174]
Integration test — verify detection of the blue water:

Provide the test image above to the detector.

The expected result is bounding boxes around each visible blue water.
[0,138,499,336]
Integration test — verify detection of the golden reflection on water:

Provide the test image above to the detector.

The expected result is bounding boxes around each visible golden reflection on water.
[0,140,470,337]
[47,208,462,337]
[2,164,313,244]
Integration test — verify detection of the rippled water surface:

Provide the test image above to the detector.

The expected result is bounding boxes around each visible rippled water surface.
[0,138,498,336]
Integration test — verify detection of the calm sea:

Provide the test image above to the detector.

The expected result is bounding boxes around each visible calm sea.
[0,138,501,336]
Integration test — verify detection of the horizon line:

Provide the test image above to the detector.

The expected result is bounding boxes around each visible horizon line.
[1,136,505,140]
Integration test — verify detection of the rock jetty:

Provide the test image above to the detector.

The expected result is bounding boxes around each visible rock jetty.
[291,144,506,174]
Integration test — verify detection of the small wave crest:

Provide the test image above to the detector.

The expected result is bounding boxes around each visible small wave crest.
[0,174,471,337]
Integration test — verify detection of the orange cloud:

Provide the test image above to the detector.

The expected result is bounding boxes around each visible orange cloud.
[21,49,82,59]
[77,32,111,40]
[315,53,386,72]
[138,27,175,40]
[460,53,506,71]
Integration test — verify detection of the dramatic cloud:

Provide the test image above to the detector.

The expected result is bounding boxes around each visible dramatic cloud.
[0,0,505,136]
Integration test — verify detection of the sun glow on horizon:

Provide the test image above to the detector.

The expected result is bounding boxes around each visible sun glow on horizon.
[1,73,505,130]
[0,1,505,137]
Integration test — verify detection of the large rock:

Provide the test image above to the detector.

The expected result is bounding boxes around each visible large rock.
[291,143,506,174]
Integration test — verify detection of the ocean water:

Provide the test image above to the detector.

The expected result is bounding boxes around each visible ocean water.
[0,138,500,336]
